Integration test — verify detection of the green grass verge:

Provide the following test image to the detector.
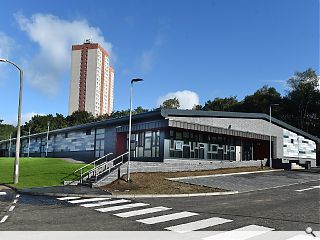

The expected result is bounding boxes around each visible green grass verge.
[0,157,91,189]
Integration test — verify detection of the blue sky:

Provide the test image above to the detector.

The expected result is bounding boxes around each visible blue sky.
[0,0,318,125]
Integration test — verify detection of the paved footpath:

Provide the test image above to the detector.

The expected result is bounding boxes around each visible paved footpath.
[173,170,320,192]
[0,171,319,240]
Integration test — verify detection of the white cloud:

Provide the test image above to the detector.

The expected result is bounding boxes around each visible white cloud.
[140,51,154,73]
[157,90,199,109]
[21,112,45,125]
[139,33,166,73]
[3,112,45,126]
[15,13,113,97]
[0,32,14,59]
[0,32,15,79]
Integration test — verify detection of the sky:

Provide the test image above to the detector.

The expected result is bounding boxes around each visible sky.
[0,0,318,125]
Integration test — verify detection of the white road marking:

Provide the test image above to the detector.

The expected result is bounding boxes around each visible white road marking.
[295,186,320,192]
[137,211,199,225]
[165,217,233,233]
[0,215,9,223]
[68,197,109,204]
[96,203,149,213]
[13,199,18,204]
[81,199,131,208]
[203,225,274,240]
[57,196,81,200]
[114,206,171,218]
[0,192,7,196]
[16,194,20,198]
[285,235,320,240]
[8,206,15,212]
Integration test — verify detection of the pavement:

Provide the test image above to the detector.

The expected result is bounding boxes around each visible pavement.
[19,185,111,197]
[172,170,320,193]
[0,179,319,234]
[0,169,319,234]
[2,169,319,199]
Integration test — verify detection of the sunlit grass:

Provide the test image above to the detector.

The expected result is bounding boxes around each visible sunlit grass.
[0,157,90,189]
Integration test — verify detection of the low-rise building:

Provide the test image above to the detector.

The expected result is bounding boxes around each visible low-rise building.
[0,109,318,168]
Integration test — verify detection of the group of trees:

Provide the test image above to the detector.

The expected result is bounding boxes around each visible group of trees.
[1,68,319,141]
[0,120,16,141]
[196,68,320,138]
[0,106,150,139]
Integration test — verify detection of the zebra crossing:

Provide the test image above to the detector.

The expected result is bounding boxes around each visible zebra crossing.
[57,196,317,239]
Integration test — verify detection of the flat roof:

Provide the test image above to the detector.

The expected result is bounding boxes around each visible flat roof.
[1,109,319,143]
[161,109,320,143]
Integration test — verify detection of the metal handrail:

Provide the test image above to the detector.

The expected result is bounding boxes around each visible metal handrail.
[80,152,129,184]
[74,152,113,174]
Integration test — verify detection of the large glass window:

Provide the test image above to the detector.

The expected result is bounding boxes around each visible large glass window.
[95,128,105,158]
[167,129,237,161]
[127,130,160,158]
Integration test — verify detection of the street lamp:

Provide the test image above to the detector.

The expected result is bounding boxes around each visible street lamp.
[269,103,279,168]
[27,127,31,158]
[0,58,23,184]
[127,78,143,182]
[45,121,50,157]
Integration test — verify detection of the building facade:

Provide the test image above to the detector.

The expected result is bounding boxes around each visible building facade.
[68,40,114,116]
[0,110,318,168]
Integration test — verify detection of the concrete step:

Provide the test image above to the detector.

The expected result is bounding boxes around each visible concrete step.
[63,180,80,186]
[291,163,305,170]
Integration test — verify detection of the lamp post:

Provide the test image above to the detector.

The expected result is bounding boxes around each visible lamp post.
[45,121,50,157]
[9,133,12,158]
[28,127,31,158]
[127,78,143,182]
[269,103,279,168]
[0,58,23,184]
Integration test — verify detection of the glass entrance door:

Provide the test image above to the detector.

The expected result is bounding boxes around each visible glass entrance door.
[95,128,105,158]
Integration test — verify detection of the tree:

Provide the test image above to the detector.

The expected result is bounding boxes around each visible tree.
[66,110,94,126]
[22,114,53,134]
[283,68,320,134]
[133,106,149,115]
[192,104,203,110]
[95,107,149,121]
[0,121,16,141]
[160,97,180,109]
[202,96,239,112]
[236,86,282,116]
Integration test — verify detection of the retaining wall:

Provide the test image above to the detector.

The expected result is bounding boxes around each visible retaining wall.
[94,159,267,187]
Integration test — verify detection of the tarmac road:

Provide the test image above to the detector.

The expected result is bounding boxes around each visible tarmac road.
[0,171,319,233]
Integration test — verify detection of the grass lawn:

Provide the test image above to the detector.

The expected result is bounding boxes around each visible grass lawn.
[0,157,90,189]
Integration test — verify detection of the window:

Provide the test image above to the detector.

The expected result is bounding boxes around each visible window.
[127,130,160,158]
[95,128,105,158]
[86,129,91,135]
[291,139,294,144]
[65,133,68,138]
[176,131,182,140]
[170,130,174,137]
[210,144,218,153]
[175,141,183,150]
[183,131,189,139]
